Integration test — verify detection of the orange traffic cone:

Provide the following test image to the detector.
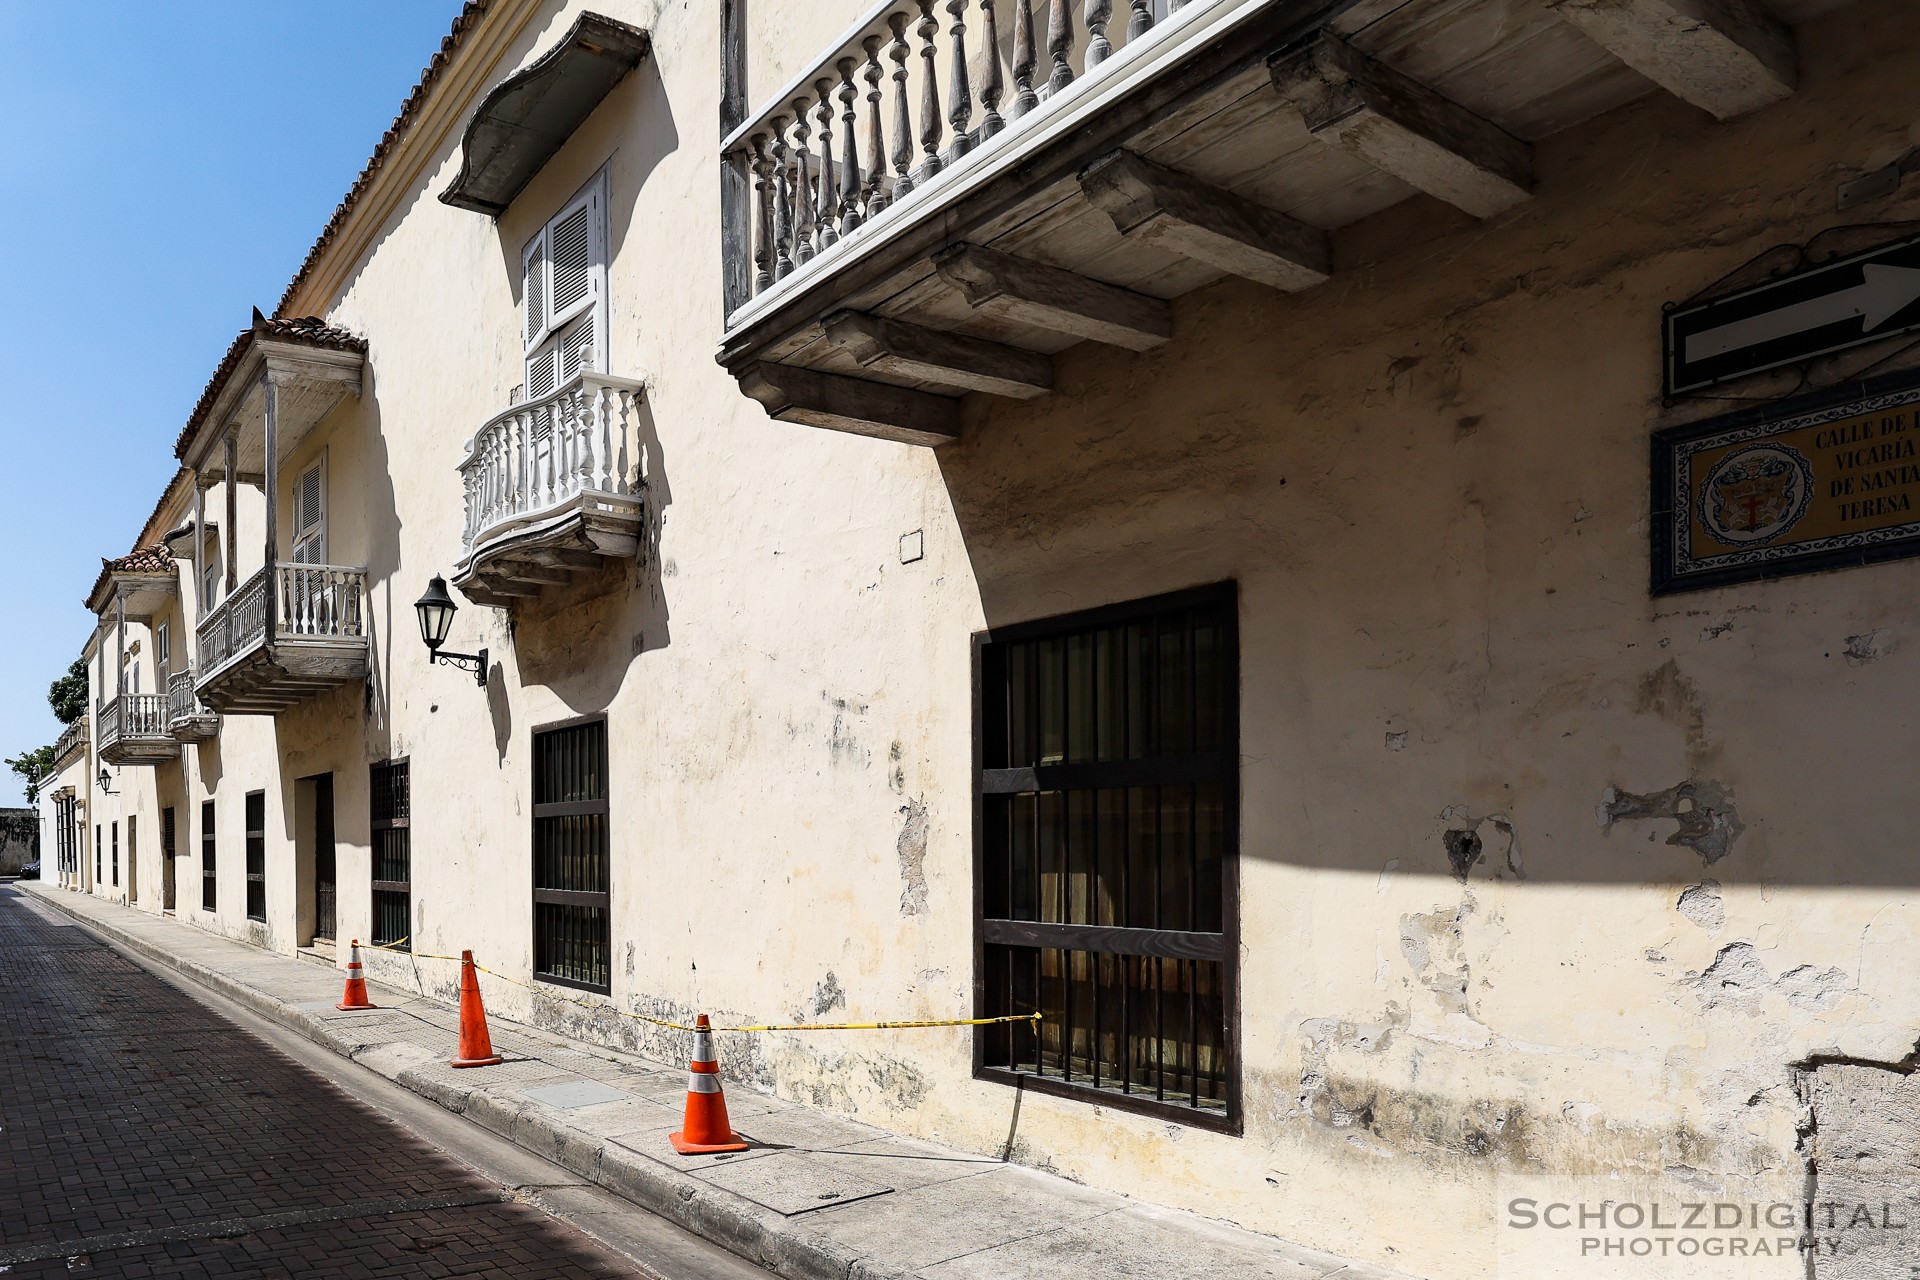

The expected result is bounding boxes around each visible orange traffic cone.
[449,950,503,1068]
[670,1015,748,1154]
[335,939,377,1011]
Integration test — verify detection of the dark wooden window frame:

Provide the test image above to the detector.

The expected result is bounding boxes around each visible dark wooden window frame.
[244,790,266,923]
[531,713,612,995]
[370,758,411,951]
[111,821,119,887]
[971,582,1242,1134]
[201,800,217,913]
[95,823,102,884]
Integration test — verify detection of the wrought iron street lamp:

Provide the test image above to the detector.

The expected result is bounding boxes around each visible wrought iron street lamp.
[413,575,488,687]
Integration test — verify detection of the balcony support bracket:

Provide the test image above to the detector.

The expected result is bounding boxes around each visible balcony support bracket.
[1548,0,1794,121]
[1080,151,1333,292]
[823,312,1055,400]
[933,244,1173,351]
[1271,33,1533,219]
[739,362,963,447]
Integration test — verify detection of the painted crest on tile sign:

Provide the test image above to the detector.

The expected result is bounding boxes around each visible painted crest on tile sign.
[1652,370,1920,594]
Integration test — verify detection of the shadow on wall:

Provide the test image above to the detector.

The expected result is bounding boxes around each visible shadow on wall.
[926,271,1920,888]
[510,387,672,718]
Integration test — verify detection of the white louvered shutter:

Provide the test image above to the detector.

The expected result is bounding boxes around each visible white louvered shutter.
[291,460,326,565]
[522,177,607,398]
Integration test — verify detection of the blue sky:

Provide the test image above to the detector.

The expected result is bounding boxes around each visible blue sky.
[0,2,470,804]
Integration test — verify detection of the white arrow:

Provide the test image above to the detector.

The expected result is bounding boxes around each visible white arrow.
[1685,264,1920,364]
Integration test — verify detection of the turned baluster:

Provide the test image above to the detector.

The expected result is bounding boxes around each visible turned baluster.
[770,114,795,280]
[616,390,634,495]
[916,0,944,179]
[837,58,863,235]
[1010,0,1038,117]
[1127,0,1152,40]
[597,383,613,492]
[978,1,1006,139]
[888,13,915,198]
[790,101,815,265]
[862,36,890,216]
[749,135,772,292]
[515,413,530,513]
[814,81,838,251]
[1086,0,1111,68]
[1047,0,1074,93]
[945,0,972,161]
[576,389,595,492]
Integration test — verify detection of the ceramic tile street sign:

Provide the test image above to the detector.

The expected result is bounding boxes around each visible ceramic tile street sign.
[1651,369,1920,593]
[1665,233,1920,396]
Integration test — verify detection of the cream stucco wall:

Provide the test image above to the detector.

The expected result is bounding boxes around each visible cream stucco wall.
[60,0,1920,1276]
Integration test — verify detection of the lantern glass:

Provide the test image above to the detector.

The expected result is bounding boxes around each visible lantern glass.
[414,576,457,650]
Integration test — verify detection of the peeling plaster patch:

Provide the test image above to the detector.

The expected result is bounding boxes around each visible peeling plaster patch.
[624,942,636,978]
[1439,810,1522,880]
[1699,620,1734,641]
[825,694,873,768]
[1685,942,1771,1011]
[1442,829,1483,882]
[1677,880,1725,931]
[865,1056,932,1109]
[1385,731,1407,751]
[1298,1007,1406,1131]
[896,799,930,916]
[1775,964,1849,1011]
[812,971,847,1016]
[1844,628,1895,664]
[1682,945,1850,1013]
[1401,900,1476,1014]
[1599,780,1744,864]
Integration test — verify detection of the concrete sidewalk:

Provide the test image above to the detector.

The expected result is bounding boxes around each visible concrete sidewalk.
[21,883,1411,1280]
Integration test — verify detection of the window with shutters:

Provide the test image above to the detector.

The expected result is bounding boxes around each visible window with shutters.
[291,458,327,565]
[521,174,609,401]
[202,535,221,608]
[245,791,266,922]
[155,623,170,681]
[201,801,217,912]
[371,760,411,951]
[974,584,1240,1132]
[532,717,610,993]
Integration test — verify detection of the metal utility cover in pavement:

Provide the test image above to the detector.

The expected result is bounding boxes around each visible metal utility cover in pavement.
[1666,232,1920,395]
[694,1152,893,1217]
[521,1080,633,1110]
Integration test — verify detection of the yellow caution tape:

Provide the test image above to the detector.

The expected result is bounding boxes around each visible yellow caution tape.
[363,941,1042,1035]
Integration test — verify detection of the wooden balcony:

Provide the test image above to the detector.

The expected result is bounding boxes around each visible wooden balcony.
[167,670,220,743]
[719,0,1823,443]
[97,695,178,767]
[52,716,88,771]
[194,564,369,714]
[452,371,647,607]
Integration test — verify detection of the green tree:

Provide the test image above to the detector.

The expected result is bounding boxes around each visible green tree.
[48,656,87,725]
[6,744,55,808]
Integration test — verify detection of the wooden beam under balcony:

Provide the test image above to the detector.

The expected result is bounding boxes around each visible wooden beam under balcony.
[1079,151,1333,293]
[738,363,963,447]
[823,313,1054,400]
[1548,0,1795,121]
[932,245,1173,352]
[1271,33,1533,219]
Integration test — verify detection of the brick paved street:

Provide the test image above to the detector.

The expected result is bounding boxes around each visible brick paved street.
[0,887,672,1278]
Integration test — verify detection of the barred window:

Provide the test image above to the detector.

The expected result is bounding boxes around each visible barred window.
[244,791,266,923]
[371,761,411,950]
[95,824,102,885]
[201,801,216,913]
[532,718,610,993]
[111,822,119,887]
[975,584,1239,1131]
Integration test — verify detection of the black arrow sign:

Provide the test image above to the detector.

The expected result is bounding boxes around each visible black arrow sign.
[1665,232,1920,396]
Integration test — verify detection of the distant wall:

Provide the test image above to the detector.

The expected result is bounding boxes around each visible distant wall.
[0,807,36,874]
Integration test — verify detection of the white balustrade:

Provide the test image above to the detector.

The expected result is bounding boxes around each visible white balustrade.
[98,694,170,750]
[459,371,647,556]
[196,562,366,679]
[726,0,1215,315]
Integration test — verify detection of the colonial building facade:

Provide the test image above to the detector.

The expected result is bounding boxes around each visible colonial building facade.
[39,0,1920,1275]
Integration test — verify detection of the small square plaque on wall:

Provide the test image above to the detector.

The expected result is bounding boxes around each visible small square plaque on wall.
[1651,368,1920,594]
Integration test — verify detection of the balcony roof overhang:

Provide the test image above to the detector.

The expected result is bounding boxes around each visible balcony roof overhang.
[86,547,178,618]
[176,311,366,481]
[439,12,651,217]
